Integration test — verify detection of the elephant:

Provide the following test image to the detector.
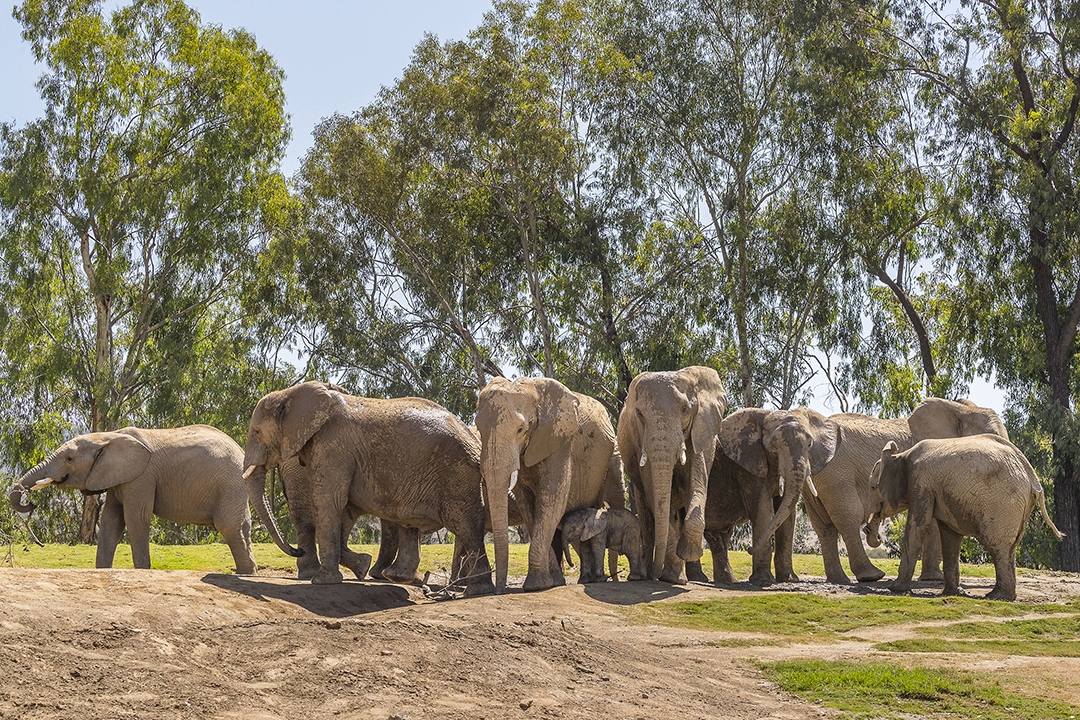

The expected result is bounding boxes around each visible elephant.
[869,434,1063,601]
[8,425,257,574]
[475,376,623,593]
[617,366,728,583]
[560,506,646,583]
[244,381,494,595]
[686,407,839,586]
[801,397,1010,585]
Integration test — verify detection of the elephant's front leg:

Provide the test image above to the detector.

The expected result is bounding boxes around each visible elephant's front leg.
[384,526,422,584]
[918,524,945,582]
[772,508,799,583]
[803,495,850,584]
[840,519,885,583]
[96,495,126,569]
[522,454,573,592]
[747,495,777,586]
[311,471,350,585]
[122,496,155,570]
[937,522,964,597]
[890,511,927,594]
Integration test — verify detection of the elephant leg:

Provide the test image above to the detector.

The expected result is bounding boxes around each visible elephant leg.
[890,510,927,594]
[338,506,371,580]
[660,507,686,584]
[453,518,494,597]
[608,546,619,582]
[773,510,798,583]
[918,524,945,582]
[588,536,608,582]
[685,558,710,583]
[370,519,399,580]
[986,537,1019,602]
[96,496,126,569]
[842,522,885,583]
[292,510,321,580]
[804,499,850,584]
[122,501,154,570]
[938,522,963,597]
[522,457,572,592]
[312,473,349,585]
[384,526,422,585]
[748,496,777,587]
[217,512,257,576]
[709,527,736,584]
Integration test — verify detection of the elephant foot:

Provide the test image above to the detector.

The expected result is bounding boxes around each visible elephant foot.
[659,569,687,585]
[855,567,886,583]
[984,587,1015,602]
[628,572,647,581]
[676,537,704,563]
[827,573,853,585]
[463,576,496,597]
[748,571,775,587]
[522,571,558,592]
[383,568,423,585]
[311,568,344,585]
[343,552,373,580]
[888,580,911,594]
[685,562,710,583]
[919,569,945,582]
[297,565,318,581]
[776,571,799,583]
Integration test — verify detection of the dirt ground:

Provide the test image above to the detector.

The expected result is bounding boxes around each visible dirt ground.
[0,565,1078,720]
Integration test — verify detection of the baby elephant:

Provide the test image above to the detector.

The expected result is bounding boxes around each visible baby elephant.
[561,507,646,583]
[870,433,1063,601]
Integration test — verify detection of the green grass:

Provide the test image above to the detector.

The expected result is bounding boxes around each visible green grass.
[876,638,1080,657]
[760,660,1080,720]
[872,615,1080,657]
[625,593,1074,640]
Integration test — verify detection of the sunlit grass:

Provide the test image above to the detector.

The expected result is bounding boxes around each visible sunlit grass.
[761,660,1080,720]
[876,638,1080,657]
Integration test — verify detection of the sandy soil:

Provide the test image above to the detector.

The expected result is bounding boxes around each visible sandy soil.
[0,566,1077,719]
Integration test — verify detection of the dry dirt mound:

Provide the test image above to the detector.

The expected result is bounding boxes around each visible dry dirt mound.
[0,568,1076,719]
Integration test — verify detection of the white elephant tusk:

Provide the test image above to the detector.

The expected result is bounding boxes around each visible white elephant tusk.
[639,452,648,467]
[778,476,785,497]
[32,478,54,489]
[509,470,518,492]
[806,474,819,498]
[679,447,687,465]
[243,465,257,479]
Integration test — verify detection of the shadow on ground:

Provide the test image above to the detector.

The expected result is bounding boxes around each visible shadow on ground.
[201,573,417,617]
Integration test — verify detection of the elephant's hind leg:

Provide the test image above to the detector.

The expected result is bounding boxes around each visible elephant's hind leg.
[218,513,258,575]
[96,496,126,569]
[937,523,963,597]
[985,538,1019,602]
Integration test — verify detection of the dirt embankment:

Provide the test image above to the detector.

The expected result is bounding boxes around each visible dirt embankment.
[0,567,1077,719]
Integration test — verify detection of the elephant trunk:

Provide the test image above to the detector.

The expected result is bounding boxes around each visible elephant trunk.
[244,463,302,558]
[643,449,678,581]
[482,438,519,594]
[8,454,60,547]
[749,457,806,556]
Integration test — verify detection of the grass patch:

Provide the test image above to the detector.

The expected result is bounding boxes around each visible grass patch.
[761,659,1080,719]
[625,594,1075,640]
[876,638,1080,657]
[914,615,1080,640]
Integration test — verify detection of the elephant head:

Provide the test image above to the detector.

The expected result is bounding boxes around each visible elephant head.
[619,366,728,581]
[475,376,580,592]
[868,440,908,513]
[718,407,840,555]
[243,381,345,559]
[908,397,1009,442]
[8,432,152,537]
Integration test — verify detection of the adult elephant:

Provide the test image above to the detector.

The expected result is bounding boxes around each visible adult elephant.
[870,434,1062,601]
[244,381,493,595]
[805,397,1010,585]
[686,407,839,586]
[475,376,622,593]
[618,366,728,583]
[8,425,257,574]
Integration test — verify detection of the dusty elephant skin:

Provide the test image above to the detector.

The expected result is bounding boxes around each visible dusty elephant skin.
[8,425,257,574]
[561,506,646,583]
[687,407,838,587]
[870,433,1063,601]
[802,397,1009,585]
[618,366,728,584]
[244,381,494,595]
[475,377,623,594]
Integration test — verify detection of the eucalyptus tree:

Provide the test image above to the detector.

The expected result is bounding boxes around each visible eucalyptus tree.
[0,0,289,541]
[892,0,1080,567]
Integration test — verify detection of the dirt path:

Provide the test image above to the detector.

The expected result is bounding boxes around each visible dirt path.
[0,568,1076,719]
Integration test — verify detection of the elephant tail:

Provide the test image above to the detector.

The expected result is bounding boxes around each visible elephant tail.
[1034,479,1065,542]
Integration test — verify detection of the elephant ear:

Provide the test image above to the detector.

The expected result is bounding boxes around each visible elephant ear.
[681,366,728,456]
[876,441,908,510]
[523,378,581,467]
[797,408,841,475]
[717,408,770,478]
[84,433,152,491]
[280,382,340,461]
[579,508,607,542]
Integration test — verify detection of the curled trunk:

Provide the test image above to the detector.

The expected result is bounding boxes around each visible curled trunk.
[245,464,302,557]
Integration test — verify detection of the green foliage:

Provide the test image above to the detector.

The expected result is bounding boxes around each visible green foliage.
[761,660,1080,719]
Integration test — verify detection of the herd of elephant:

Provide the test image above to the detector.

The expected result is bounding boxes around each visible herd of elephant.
[7,366,1064,602]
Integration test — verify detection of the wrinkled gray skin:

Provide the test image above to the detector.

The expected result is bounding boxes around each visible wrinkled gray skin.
[618,367,728,583]
[803,398,1010,585]
[870,434,1063,601]
[8,425,256,574]
[561,506,646,583]
[687,408,839,586]
[244,381,493,595]
[476,377,623,594]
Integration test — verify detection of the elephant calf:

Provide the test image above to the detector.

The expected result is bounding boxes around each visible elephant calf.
[870,434,1064,601]
[561,506,646,583]
[8,425,258,574]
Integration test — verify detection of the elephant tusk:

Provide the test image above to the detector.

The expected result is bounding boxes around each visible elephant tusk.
[509,470,518,491]
[806,475,819,498]
[679,447,687,465]
[639,452,648,467]
[778,476,785,497]
[243,465,257,479]
[32,478,54,489]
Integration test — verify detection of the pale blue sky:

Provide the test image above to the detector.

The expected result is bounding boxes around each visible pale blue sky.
[0,1,495,176]
[0,1,1007,412]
